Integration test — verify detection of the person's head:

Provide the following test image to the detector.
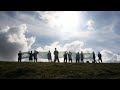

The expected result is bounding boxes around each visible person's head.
[98,52,100,54]
[49,50,50,53]
[19,51,21,53]
[55,48,57,51]
[34,50,36,52]
[93,52,94,54]
[31,51,32,53]
[78,52,79,54]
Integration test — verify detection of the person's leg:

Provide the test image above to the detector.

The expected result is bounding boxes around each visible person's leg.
[54,56,56,62]
[57,56,59,62]
[36,58,37,62]
[65,58,66,63]
[54,58,56,62]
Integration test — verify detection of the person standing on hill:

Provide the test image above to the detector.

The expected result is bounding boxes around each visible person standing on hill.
[64,51,68,63]
[28,51,33,62]
[48,50,52,62]
[93,52,96,63]
[68,51,72,63]
[98,52,102,63]
[33,50,39,62]
[18,51,22,62]
[76,52,80,63]
[54,48,60,62]
[81,51,84,63]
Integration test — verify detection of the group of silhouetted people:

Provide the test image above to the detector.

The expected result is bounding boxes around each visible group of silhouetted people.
[28,50,39,62]
[92,52,102,63]
[18,50,39,62]
[18,48,102,63]
[75,51,84,63]
[63,51,73,63]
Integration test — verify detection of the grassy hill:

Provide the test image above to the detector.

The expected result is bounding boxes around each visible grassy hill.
[0,61,120,79]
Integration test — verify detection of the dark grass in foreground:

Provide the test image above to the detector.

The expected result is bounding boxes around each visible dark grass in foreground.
[0,61,120,79]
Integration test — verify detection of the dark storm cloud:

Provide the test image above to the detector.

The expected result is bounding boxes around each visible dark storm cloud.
[0,24,35,61]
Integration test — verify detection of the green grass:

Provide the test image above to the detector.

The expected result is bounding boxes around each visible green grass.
[0,61,120,79]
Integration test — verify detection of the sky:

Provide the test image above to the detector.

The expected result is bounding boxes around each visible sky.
[0,11,120,63]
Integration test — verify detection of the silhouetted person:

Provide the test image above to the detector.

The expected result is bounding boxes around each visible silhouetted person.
[98,52,102,63]
[64,51,68,63]
[33,50,39,62]
[81,51,84,63]
[93,52,96,63]
[18,51,22,62]
[76,52,80,63]
[29,51,33,62]
[68,51,72,63]
[54,48,60,62]
[48,50,52,62]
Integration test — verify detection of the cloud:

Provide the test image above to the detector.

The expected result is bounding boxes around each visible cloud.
[36,41,93,53]
[0,11,96,43]
[87,19,95,31]
[101,50,120,63]
[0,24,36,61]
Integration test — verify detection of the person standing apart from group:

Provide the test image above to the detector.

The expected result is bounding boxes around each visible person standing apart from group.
[18,51,22,62]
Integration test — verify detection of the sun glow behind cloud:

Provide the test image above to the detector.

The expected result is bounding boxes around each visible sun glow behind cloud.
[55,11,81,33]
[38,11,95,41]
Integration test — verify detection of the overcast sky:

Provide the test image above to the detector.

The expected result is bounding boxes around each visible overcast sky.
[0,11,120,62]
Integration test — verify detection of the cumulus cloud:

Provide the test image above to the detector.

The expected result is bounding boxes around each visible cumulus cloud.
[36,41,93,53]
[101,50,120,63]
[0,24,36,61]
